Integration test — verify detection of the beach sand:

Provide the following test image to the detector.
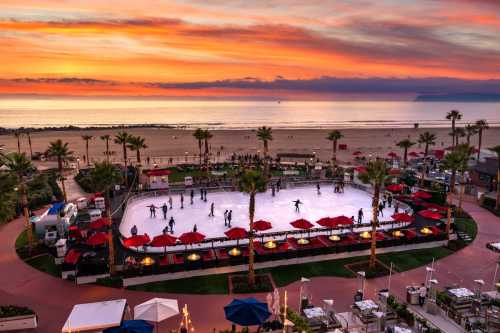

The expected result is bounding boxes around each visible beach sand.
[1,127,499,166]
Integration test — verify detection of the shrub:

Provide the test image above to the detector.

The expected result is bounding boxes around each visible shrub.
[0,305,35,318]
[286,308,312,333]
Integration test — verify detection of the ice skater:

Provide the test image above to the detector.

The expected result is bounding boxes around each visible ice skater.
[200,188,204,200]
[378,202,384,217]
[316,182,321,195]
[204,189,208,202]
[190,189,194,204]
[209,202,215,217]
[148,204,158,218]
[277,178,281,192]
[394,201,400,214]
[227,210,232,227]
[130,225,138,236]
[162,203,168,219]
[193,224,197,232]
[224,210,229,226]
[169,216,175,234]
[271,184,275,197]
[168,196,173,209]
[293,199,302,212]
[357,208,364,223]
[180,193,184,209]
[388,194,393,208]
[162,225,169,234]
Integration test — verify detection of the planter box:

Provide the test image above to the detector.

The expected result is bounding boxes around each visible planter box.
[0,314,37,331]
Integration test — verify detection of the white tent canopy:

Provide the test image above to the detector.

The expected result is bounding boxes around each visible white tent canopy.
[134,298,179,323]
[62,299,127,332]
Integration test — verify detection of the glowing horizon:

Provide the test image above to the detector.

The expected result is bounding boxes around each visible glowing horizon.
[1,0,499,98]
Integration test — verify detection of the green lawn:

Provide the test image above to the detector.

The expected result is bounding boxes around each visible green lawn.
[454,217,478,240]
[15,230,39,249]
[127,246,454,294]
[25,254,60,277]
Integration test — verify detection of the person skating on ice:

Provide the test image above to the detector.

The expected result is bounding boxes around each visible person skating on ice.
[168,196,173,209]
[204,188,208,202]
[271,184,275,197]
[357,208,364,223]
[316,182,321,195]
[224,210,228,226]
[209,202,215,217]
[161,203,168,219]
[227,210,232,227]
[193,224,197,233]
[168,216,175,234]
[293,199,302,212]
[131,225,138,236]
[190,189,194,204]
[162,225,169,235]
[148,204,158,218]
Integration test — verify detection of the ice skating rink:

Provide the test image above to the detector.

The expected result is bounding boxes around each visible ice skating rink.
[120,185,377,249]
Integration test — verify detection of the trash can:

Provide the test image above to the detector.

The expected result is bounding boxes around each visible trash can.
[406,286,420,305]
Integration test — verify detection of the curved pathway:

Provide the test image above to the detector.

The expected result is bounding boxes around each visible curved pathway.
[0,200,498,332]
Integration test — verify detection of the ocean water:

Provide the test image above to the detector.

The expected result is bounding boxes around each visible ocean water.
[0,98,499,129]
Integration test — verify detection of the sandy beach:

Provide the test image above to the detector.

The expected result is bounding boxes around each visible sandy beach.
[1,127,499,166]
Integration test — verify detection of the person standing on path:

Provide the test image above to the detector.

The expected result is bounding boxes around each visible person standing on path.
[418,283,427,306]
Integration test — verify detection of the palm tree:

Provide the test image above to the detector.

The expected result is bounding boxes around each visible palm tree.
[454,127,466,145]
[100,134,111,162]
[89,161,122,274]
[13,131,23,153]
[488,145,500,211]
[26,131,33,160]
[238,168,268,287]
[464,124,478,146]
[127,135,147,164]
[446,110,462,147]
[358,159,389,269]
[418,132,436,186]
[193,128,205,166]
[81,135,93,166]
[256,126,273,176]
[475,119,489,160]
[202,130,213,167]
[326,130,343,171]
[114,131,130,185]
[46,139,73,202]
[1,152,34,250]
[396,139,416,168]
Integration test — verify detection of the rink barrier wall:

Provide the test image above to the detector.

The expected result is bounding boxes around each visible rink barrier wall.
[121,239,448,287]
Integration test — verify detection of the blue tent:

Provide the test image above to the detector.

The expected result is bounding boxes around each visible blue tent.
[103,320,153,333]
[224,298,271,326]
[48,202,65,215]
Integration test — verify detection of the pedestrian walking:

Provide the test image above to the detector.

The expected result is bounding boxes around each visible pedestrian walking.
[418,283,427,306]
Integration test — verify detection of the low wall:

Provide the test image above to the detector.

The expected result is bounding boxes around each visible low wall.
[122,239,447,287]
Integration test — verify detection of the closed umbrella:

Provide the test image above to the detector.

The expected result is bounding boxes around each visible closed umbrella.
[224,298,271,326]
[134,298,179,332]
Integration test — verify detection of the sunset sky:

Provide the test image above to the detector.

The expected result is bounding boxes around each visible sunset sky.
[1,0,499,98]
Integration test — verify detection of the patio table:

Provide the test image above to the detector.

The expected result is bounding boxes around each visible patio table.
[448,288,474,298]
[303,307,325,319]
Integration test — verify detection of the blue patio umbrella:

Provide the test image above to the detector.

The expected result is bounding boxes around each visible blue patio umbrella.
[103,320,153,333]
[224,298,271,326]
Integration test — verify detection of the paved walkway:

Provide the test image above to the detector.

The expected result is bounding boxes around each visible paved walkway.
[0,199,499,332]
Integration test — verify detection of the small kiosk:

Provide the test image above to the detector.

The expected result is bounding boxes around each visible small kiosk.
[146,169,171,190]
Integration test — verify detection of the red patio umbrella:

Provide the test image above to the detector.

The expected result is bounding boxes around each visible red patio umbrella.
[64,249,81,265]
[354,166,367,173]
[290,219,314,230]
[386,184,404,192]
[387,152,399,158]
[408,152,419,158]
[253,220,272,231]
[179,231,206,244]
[413,191,432,199]
[86,232,108,246]
[331,215,354,226]
[418,210,443,220]
[225,227,248,239]
[88,217,111,230]
[123,234,151,247]
[391,213,413,223]
[150,234,177,247]
[316,217,336,228]
[352,151,363,156]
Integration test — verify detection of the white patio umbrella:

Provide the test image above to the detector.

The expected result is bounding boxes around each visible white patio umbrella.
[134,298,179,332]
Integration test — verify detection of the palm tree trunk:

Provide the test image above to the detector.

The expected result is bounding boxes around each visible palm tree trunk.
[17,137,21,153]
[136,149,141,164]
[58,157,68,202]
[204,139,209,167]
[248,192,256,286]
[477,129,482,160]
[198,140,202,166]
[446,195,452,240]
[263,141,269,177]
[403,148,408,168]
[496,165,500,211]
[105,191,115,274]
[20,182,33,253]
[458,172,465,213]
[122,143,128,186]
[27,133,33,160]
[332,141,337,174]
[369,185,380,269]
[450,170,456,193]
[105,140,110,162]
[452,119,456,147]
[420,144,429,187]
[86,140,90,166]
[466,135,471,146]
